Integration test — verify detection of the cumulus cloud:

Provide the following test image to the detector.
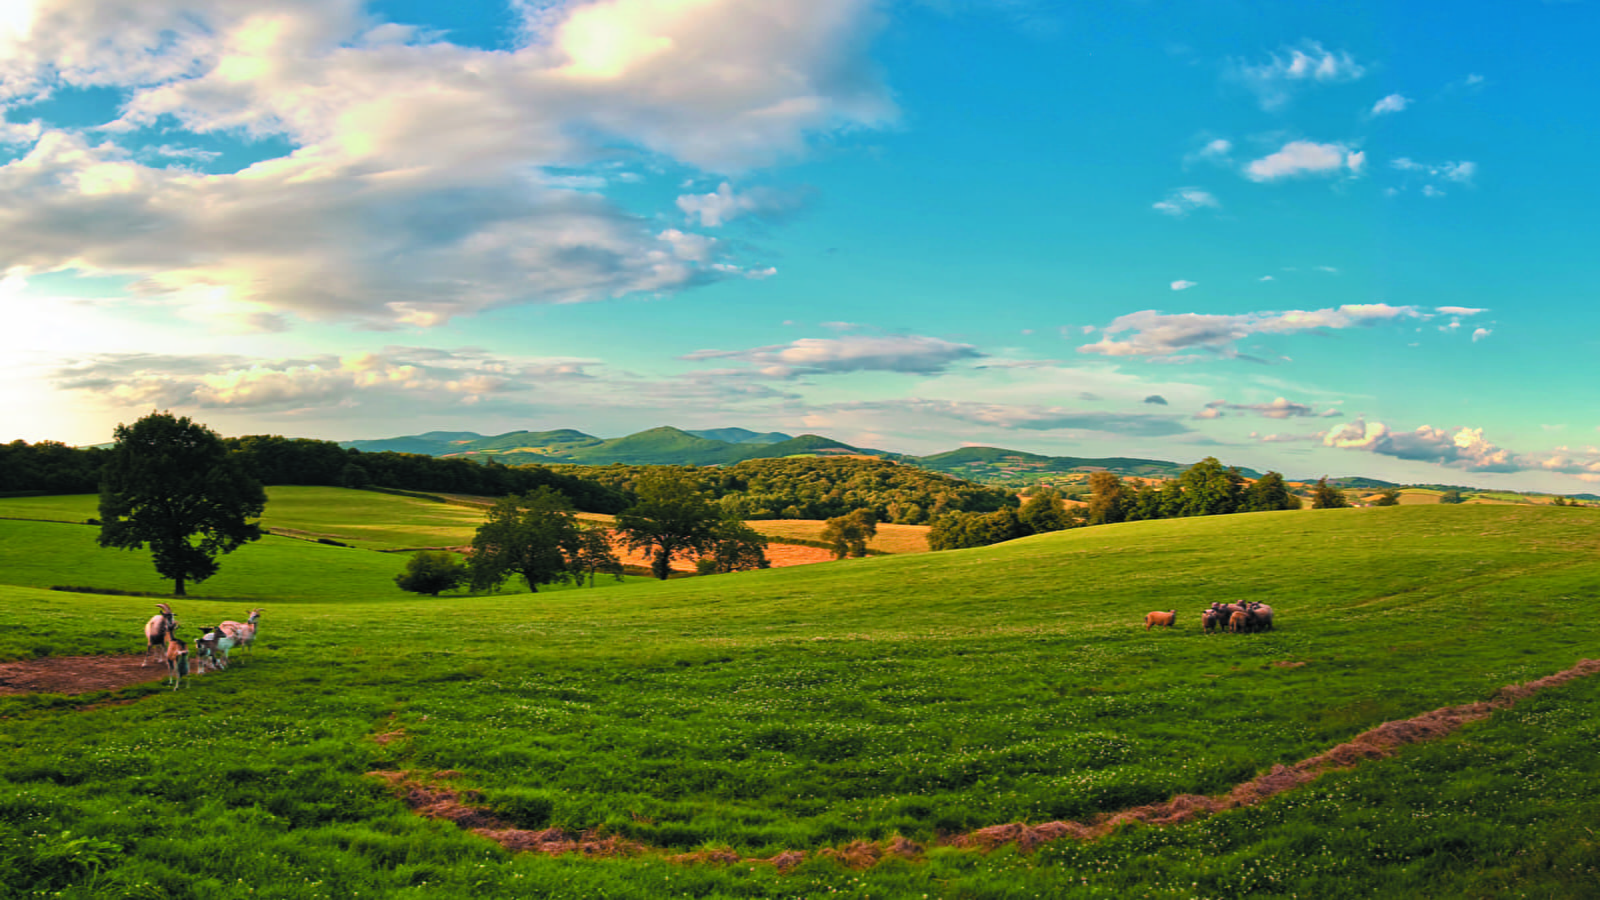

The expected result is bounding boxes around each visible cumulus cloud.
[0,0,892,328]
[1152,187,1220,217]
[1472,327,1492,342]
[1322,419,1521,472]
[1370,93,1410,116]
[1143,394,1168,405]
[1230,41,1366,110]
[1170,280,1198,291]
[683,334,984,378]
[1246,141,1365,181]
[1078,303,1441,361]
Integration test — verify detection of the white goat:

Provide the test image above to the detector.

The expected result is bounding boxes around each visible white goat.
[192,626,225,672]
[196,625,241,670]
[218,609,261,660]
[143,602,177,667]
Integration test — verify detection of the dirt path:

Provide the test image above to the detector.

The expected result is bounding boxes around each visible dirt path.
[370,658,1600,869]
[0,654,175,695]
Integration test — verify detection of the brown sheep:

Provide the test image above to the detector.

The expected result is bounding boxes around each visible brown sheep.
[1201,608,1222,634]
[1144,609,1177,630]
[1228,610,1249,633]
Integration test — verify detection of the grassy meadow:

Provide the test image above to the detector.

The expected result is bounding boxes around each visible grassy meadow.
[2,491,1599,898]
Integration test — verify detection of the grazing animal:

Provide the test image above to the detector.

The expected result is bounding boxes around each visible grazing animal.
[1201,608,1223,634]
[143,602,177,667]
[1247,602,1274,632]
[197,625,241,670]
[192,627,225,672]
[1144,609,1177,630]
[219,609,261,658]
[165,632,190,690]
[1229,610,1249,633]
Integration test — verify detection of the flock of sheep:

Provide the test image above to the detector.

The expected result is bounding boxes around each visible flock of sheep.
[1144,601,1275,634]
[142,603,262,689]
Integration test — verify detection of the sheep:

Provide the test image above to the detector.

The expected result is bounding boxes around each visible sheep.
[1228,610,1249,633]
[1144,609,1177,630]
[164,631,190,690]
[143,602,177,667]
[1201,608,1223,634]
[1246,602,1275,632]
[218,609,261,658]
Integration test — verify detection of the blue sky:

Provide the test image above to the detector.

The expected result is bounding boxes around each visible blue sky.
[3,0,1598,491]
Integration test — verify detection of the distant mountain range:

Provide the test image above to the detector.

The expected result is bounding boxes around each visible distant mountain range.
[339,425,1243,483]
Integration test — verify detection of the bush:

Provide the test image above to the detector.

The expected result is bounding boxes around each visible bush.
[394,550,466,596]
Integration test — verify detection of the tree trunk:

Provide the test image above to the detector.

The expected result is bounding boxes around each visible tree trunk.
[173,575,187,596]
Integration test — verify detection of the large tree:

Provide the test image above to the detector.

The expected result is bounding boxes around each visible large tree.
[820,508,878,559]
[614,470,721,579]
[98,412,267,596]
[467,487,584,593]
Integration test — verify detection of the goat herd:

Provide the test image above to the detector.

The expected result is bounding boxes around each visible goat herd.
[1144,601,1275,634]
[142,602,262,690]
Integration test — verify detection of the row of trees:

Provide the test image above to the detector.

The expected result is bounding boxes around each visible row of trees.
[3,434,628,513]
[927,458,1320,551]
[396,470,774,595]
[547,456,1016,524]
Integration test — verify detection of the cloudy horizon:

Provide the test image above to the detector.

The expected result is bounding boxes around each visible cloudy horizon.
[4,1,1598,492]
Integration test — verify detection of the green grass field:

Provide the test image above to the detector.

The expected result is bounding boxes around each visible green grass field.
[2,493,1599,898]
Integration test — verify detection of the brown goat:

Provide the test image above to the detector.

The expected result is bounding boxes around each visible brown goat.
[1144,609,1177,630]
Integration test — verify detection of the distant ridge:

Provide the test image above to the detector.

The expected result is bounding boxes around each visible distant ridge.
[338,426,1214,480]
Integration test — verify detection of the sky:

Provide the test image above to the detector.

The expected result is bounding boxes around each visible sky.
[3,0,1599,493]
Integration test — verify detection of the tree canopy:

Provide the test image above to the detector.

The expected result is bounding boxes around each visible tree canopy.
[468,487,589,593]
[97,412,267,595]
[613,470,722,579]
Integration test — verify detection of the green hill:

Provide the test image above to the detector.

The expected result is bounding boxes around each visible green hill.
[4,503,1600,896]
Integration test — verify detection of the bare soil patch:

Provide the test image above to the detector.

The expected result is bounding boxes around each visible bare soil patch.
[0,654,173,695]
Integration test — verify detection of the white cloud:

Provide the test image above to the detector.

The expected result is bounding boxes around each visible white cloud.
[0,0,892,329]
[1259,275,1274,281]
[1472,327,1492,342]
[1231,41,1366,110]
[1370,93,1410,116]
[676,181,810,227]
[1170,280,1198,291]
[1078,303,1432,360]
[683,334,984,378]
[51,346,600,411]
[1152,187,1220,217]
[1245,141,1365,181]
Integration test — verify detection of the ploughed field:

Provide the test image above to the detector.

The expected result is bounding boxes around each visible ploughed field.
[1,493,1598,899]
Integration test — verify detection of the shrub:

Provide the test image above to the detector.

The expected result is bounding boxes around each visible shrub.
[394,550,466,596]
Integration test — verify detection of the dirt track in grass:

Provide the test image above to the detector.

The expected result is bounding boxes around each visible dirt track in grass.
[368,657,1600,869]
[0,653,174,695]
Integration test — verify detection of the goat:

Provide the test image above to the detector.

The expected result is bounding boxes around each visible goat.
[219,609,261,658]
[164,631,190,690]
[197,625,241,670]
[143,602,177,667]
[1144,609,1177,630]
[192,627,226,672]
